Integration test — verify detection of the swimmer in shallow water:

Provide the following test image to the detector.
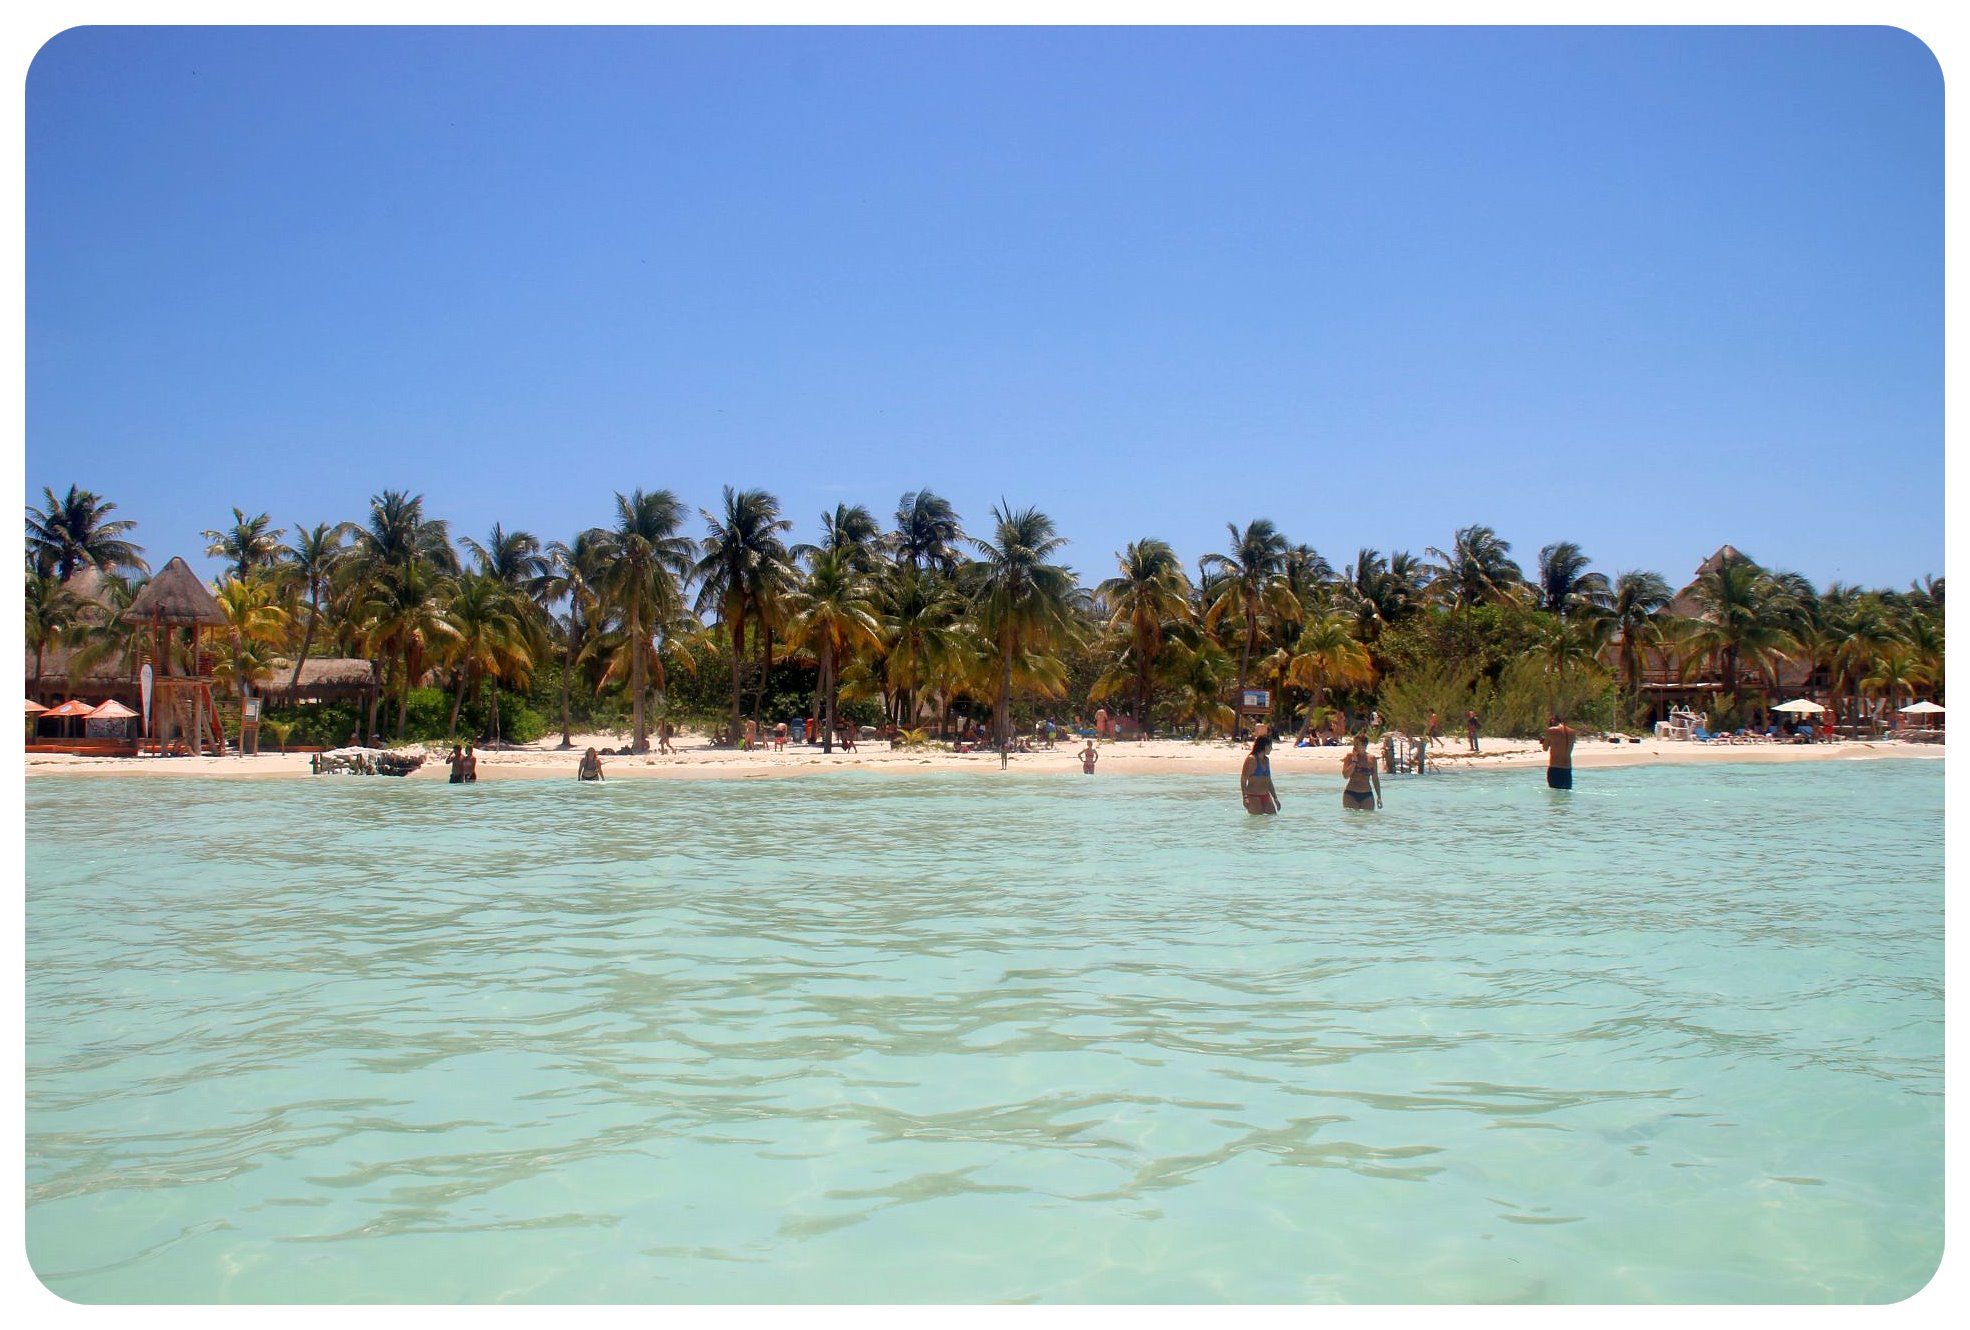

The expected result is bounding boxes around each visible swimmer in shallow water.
[577,747,604,781]
[1240,734,1280,815]
[1341,733,1382,810]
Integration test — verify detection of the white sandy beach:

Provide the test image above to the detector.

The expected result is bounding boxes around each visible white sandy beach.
[21,730,1943,782]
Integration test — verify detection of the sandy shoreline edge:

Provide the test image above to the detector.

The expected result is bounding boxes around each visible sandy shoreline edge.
[21,733,1942,782]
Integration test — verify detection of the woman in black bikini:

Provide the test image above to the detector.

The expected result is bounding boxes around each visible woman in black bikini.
[1341,733,1382,811]
[1240,734,1281,815]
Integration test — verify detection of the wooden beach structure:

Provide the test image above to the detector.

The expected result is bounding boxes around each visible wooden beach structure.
[124,557,230,755]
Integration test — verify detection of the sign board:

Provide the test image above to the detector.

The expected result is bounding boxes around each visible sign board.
[1239,689,1271,712]
[241,697,261,722]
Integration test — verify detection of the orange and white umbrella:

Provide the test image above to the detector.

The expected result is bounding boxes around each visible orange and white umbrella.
[43,699,95,718]
[25,698,48,715]
[88,699,139,720]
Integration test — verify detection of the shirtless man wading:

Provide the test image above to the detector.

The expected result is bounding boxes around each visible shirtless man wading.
[1541,713,1576,790]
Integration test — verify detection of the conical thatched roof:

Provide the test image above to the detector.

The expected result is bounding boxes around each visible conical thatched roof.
[125,557,227,626]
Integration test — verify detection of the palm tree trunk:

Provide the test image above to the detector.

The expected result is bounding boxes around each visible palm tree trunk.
[288,596,319,693]
[728,615,746,746]
[490,680,502,744]
[558,639,574,749]
[997,631,1015,764]
[749,625,774,728]
[398,653,412,740]
[630,615,649,753]
[448,668,467,739]
[820,645,836,754]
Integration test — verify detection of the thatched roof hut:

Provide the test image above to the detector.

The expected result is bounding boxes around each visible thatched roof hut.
[258,657,377,705]
[126,557,227,626]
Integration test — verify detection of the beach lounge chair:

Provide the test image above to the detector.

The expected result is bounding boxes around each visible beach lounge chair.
[1690,727,1713,742]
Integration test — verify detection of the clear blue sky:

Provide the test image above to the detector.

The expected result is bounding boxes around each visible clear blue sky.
[25,25,1943,593]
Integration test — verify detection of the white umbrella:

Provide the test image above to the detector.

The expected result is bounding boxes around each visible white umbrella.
[1898,700,1945,714]
[1773,698,1825,714]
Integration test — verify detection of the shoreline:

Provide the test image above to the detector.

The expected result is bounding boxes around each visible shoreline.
[21,732,1943,782]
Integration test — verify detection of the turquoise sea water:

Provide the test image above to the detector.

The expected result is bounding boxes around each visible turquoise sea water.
[24,759,1944,1304]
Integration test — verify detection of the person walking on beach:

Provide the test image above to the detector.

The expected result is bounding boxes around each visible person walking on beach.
[1079,741,1099,775]
[1427,711,1441,746]
[1341,733,1382,810]
[1466,709,1481,753]
[1541,713,1576,790]
[446,744,465,784]
[1240,734,1280,815]
[461,741,478,782]
[577,747,604,781]
[658,722,676,755]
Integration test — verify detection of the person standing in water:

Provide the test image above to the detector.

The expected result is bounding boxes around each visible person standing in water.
[577,747,604,781]
[461,741,478,783]
[1341,733,1382,810]
[1240,734,1281,815]
[1541,713,1576,789]
[446,744,465,784]
[1079,741,1099,775]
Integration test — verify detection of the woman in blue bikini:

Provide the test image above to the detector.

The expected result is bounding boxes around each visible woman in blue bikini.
[1241,734,1281,815]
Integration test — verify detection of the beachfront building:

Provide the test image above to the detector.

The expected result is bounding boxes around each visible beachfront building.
[1634,545,1826,728]
[255,657,378,710]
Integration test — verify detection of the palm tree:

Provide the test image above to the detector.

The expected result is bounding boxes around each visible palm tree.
[540,532,607,748]
[1682,552,1799,711]
[353,490,458,578]
[359,560,458,739]
[1201,519,1293,704]
[202,509,286,581]
[276,521,351,695]
[783,548,883,753]
[213,576,290,698]
[25,569,81,692]
[1861,646,1926,731]
[462,522,547,596]
[1283,612,1375,714]
[1427,525,1523,610]
[967,503,1079,758]
[1161,631,1237,737]
[444,572,534,742]
[26,484,148,579]
[886,489,965,574]
[1536,541,1612,619]
[694,487,796,745]
[1598,569,1674,716]
[1096,538,1193,736]
[595,489,696,753]
[876,564,966,729]
[813,502,883,573]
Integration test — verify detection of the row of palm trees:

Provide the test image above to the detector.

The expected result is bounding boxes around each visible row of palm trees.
[25,482,1946,750]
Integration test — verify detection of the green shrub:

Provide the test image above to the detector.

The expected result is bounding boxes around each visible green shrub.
[264,701,362,748]
[1485,659,1615,737]
[1377,663,1478,736]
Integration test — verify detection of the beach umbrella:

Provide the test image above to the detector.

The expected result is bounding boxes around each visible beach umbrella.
[1772,699,1825,714]
[1898,700,1945,714]
[25,698,47,714]
[43,697,94,740]
[88,699,139,719]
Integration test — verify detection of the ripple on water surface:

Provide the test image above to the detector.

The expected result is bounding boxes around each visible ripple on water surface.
[25,760,1944,1302]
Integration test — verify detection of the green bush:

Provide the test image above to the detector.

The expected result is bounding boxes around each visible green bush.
[1485,658,1615,737]
[263,701,363,748]
[1377,663,1479,737]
